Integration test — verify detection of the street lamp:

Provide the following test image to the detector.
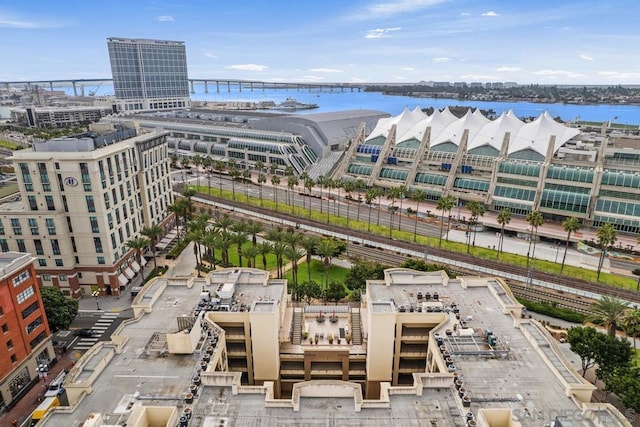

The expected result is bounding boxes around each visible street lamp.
[92,290,100,310]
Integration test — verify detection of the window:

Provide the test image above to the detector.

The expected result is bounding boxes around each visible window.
[16,286,35,303]
[0,219,4,235]
[83,183,92,191]
[97,256,105,265]
[42,183,51,192]
[16,239,26,253]
[90,217,100,233]
[12,270,31,287]
[55,259,63,267]
[86,195,96,212]
[0,239,8,252]
[11,218,22,235]
[46,218,56,235]
[38,259,47,267]
[26,317,43,334]
[7,339,13,349]
[51,239,61,256]
[58,275,67,281]
[45,195,55,211]
[42,274,51,281]
[2,323,8,333]
[38,162,49,183]
[21,301,39,319]
[10,354,17,363]
[28,218,39,235]
[34,240,44,255]
[30,332,46,349]
[94,237,103,253]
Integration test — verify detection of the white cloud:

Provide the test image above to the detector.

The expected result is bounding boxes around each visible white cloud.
[532,69,587,78]
[0,14,63,29]
[481,11,498,17]
[309,68,343,73]
[401,67,415,71]
[460,12,471,16]
[579,54,594,61]
[496,66,522,72]
[156,15,174,22]
[349,77,368,83]
[598,71,640,79]
[433,56,451,63]
[365,27,401,39]
[226,64,268,71]
[352,0,449,20]
[297,75,325,82]
[203,52,217,59]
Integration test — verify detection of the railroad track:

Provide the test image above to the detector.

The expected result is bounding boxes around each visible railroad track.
[191,195,640,305]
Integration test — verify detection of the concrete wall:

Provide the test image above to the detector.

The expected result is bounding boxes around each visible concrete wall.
[249,308,280,382]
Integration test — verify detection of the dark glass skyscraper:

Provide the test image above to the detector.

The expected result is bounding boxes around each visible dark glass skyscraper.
[107,37,190,111]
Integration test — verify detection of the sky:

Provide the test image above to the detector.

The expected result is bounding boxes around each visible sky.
[1,0,640,85]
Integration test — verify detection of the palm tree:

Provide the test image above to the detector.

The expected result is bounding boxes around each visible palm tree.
[201,156,213,195]
[324,178,334,222]
[242,169,251,202]
[202,229,219,269]
[596,223,617,280]
[287,176,299,215]
[126,237,149,266]
[304,176,315,216]
[228,159,238,200]
[167,199,187,238]
[243,245,259,269]
[387,187,399,237]
[257,241,272,271]
[181,156,190,172]
[300,236,319,283]
[317,175,326,214]
[411,189,426,242]
[365,188,377,232]
[141,224,163,270]
[271,175,281,210]
[436,195,456,247]
[342,180,355,227]
[245,221,263,246]
[192,154,202,188]
[560,217,581,272]
[623,308,640,350]
[232,232,249,267]
[395,185,408,231]
[315,238,337,290]
[216,231,234,267]
[254,160,264,174]
[214,214,233,233]
[272,241,287,278]
[496,208,511,258]
[587,296,629,336]
[285,246,305,288]
[257,173,267,207]
[282,231,303,250]
[525,210,544,267]
[355,179,366,221]
[465,200,484,252]
[214,160,226,195]
[269,162,278,176]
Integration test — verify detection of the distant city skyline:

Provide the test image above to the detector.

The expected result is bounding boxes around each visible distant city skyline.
[1,0,639,85]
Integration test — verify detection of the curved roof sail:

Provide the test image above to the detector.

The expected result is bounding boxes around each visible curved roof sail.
[508,112,580,157]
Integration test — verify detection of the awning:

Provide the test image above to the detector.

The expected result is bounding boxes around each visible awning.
[140,257,147,266]
[124,267,135,280]
[131,261,141,273]
[118,274,128,287]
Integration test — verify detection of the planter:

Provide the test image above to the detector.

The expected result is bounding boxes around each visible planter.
[202,353,210,362]
[466,412,474,421]
[455,380,463,390]
[468,420,477,427]
[442,350,451,357]
[192,375,201,386]
[189,384,198,396]
[199,361,208,371]
[439,345,447,352]
[206,345,214,354]
[452,372,460,382]
[183,407,192,419]
[459,388,467,398]
[184,392,194,404]
[462,396,471,407]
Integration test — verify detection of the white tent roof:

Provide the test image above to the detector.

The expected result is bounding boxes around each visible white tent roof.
[397,107,459,146]
[467,110,525,152]
[431,108,491,148]
[508,112,581,156]
[366,106,427,142]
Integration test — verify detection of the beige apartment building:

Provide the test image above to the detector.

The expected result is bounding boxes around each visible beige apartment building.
[42,267,629,427]
[0,125,174,296]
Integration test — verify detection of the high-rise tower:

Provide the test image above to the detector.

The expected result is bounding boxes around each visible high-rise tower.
[107,37,190,112]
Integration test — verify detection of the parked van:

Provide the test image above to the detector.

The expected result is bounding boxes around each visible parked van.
[44,370,66,398]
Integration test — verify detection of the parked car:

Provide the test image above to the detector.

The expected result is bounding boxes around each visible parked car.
[74,328,98,338]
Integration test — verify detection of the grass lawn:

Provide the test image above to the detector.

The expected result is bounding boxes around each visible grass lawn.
[220,242,279,271]
[284,259,350,285]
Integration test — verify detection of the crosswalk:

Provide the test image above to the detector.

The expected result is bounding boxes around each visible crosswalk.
[74,312,119,351]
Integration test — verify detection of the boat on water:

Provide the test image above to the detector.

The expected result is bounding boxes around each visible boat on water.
[270,97,319,111]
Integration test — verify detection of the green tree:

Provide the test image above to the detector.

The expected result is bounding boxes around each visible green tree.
[496,208,511,258]
[41,286,78,331]
[609,369,640,412]
[141,224,163,270]
[464,201,484,253]
[243,244,259,269]
[596,223,617,280]
[192,154,202,187]
[126,237,149,265]
[344,260,387,292]
[242,168,251,202]
[567,326,602,377]
[587,296,629,336]
[315,238,337,289]
[325,280,348,303]
[560,217,581,272]
[257,173,267,207]
[285,246,304,288]
[287,175,299,215]
[245,221,264,246]
[395,185,408,231]
[436,195,456,247]
[214,160,225,195]
[623,307,640,350]
[400,259,457,277]
[257,241,272,271]
[300,236,319,283]
[300,280,322,305]
[271,175,281,210]
[365,188,377,232]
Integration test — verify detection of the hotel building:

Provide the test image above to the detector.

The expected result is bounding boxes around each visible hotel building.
[107,37,190,112]
[0,252,54,413]
[40,268,629,426]
[0,124,174,296]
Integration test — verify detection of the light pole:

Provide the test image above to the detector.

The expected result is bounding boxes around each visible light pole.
[92,290,100,310]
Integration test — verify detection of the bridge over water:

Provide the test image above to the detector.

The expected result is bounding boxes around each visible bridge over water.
[0,78,366,96]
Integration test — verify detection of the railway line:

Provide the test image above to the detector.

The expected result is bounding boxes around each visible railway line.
[191,195,640,306]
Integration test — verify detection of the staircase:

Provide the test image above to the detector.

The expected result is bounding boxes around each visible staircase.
[291,309,303,345]
[350,310,363,345]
